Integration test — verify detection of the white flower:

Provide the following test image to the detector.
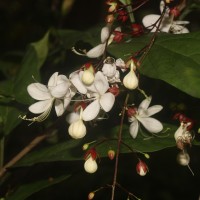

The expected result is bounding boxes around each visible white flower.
[101,57,121,83]
[82,72,115,121]
[84,157,98,173]
[102,58,117,78]
[142,1,189,34]
[128,97,163,138]
[21,72,73,122]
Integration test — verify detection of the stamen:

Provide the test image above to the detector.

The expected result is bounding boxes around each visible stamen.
[71,47,87,56]
[19,99,54,125]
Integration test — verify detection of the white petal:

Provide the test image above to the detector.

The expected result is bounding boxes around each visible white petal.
[138,97,152,112]
[55,99,64,116]
[142,14,160,29]
[82,100,100,121]
[129,120,139,138]
[94,71,109,95]
[142,14,171,32]
[86,44,106,58]
[29,99,52,114]
[49,81,69,98]
[147,105,163,116]
[66,112,80,124]
[27,83,51,100]
[70,72,87,94]
[101,26,110,43]
[138,117,163,133]
[100,92,115,112]
[48,72,58,87]
[63,96,71,110]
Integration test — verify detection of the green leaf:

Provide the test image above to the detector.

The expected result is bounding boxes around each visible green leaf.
[15,123,190,167]
[108,32,200,98]
[6,174,71,200]
[0,104,25,135]
[13,31,50,104]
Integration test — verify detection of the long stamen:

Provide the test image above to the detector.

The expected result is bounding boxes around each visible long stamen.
[19,99,54,125]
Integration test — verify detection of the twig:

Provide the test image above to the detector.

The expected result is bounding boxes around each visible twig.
[0,134,47,178]
[111,93,129,200]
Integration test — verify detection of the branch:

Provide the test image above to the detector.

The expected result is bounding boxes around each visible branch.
[0,134,47,178]
[111,93,129,200]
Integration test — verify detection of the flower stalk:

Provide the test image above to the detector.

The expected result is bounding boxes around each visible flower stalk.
[111,93,129,200]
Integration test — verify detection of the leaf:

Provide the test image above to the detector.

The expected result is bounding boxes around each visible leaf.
[57,28,200,98]
[108,32,200,98]
[0,104,25,136]
[13,31,50,104]
[15,123,196,167]
[6,174,71,200]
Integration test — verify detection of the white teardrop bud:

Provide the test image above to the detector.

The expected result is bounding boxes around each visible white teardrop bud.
[68,119,86,139]
[123,65,138,90]
[82,70,95,85]
[84,157,98,173]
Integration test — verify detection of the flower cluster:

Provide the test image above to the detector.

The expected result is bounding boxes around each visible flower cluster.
[20,0,192,179]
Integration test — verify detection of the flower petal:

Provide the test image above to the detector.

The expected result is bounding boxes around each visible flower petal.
[29,99,52,114]
[138,96,152,112]
[100,92,115,112]
[82,100,100,121]
[48,74,70,98]
[70,72,87,94]
[129,120,139,139]
[55,99,64,116]
[94,71,109,95]
[146,105,163,117]
[27,83,51,100]
[101,26,110,43]
[138,117,163,133]
[48,72,58,87]
[86,44,106,58]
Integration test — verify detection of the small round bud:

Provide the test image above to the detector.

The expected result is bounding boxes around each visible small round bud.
[82,143,89,150]
[144,153,150,159]
[108,150,115,160]
[84,157,98,173]
[136,160,148,176]
[68,119,86,139]
[177,151,190,166]
[88,192,95,199]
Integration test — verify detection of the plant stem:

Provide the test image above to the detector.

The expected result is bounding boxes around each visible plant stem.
[0,134,47,178]
[126,0,135,23]
[0,137,4,168]
[111,93,129,200]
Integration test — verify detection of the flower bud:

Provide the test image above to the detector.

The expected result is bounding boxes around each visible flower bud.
[123,64,138,90]
[88,192,95,199]
[108,150,115,160]
[102,57,116,78]
[136,160,148,176]
[82,143,89,150]
[68,119,86,139]
[82,69,95,85]
[177,151,190,166]
[84,157,98,173]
